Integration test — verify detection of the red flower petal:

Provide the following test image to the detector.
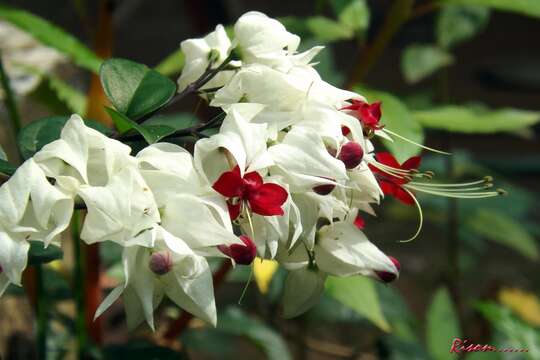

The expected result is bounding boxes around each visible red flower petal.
[213,168,244,198]
[378,179,398,196]
[375,152,401,169]
[248,183,288,216]
[353,214,365,230]
[220,235,257,265]
[393,186,415,205]
[243,171,264,189]
[401,156,421,171]
[227,201,241,220]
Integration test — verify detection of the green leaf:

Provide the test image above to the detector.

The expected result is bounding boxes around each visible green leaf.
[325,276,390,332]
[0,4,102,73]
[155,48,185,76]
[306,16,354,42]
[413,105,540,133]
[17,116,112,160]
[465,208,539,260]
[440,0,540,19]
[100,58,176,120]
[426,287,461,360]
[437,5,490,49]
[28,241,63,265]
[103,342,186,360]
[217,307,292,360]
[401,45,454,83]
[0,145,7,160]
[357,88,424,162]
[0,159,17,176]
[476,302,540,360]
[282,268,327,318]
[338,0,370,32]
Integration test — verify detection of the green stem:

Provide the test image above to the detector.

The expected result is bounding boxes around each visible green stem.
[72,211,88,357]
[0,50,22,134]
[35,265,47,360]
[346,0,415,88]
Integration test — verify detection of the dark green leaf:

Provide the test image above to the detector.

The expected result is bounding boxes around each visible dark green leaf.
[426,287,461,360]
[216,307,292,360]
[440,0,540,19]
[325,276,390,332]
[0,145,6,160]
[358,88,424,162]
[465,208,539,260]
[17,116,112,159]
[28,241,63,265]
[437,5,490,49]
[103,342,186,360]
[413,105,540,133]
[0,159,17,176]
[0,4,102,73]
[401,45,454,83]
[155,48,185,76]
[100,58,176,120]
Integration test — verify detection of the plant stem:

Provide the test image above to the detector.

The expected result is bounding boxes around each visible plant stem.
[163,260,233,341]
[72,210,88,357]
[345,0,415,88]
[35,265,47,360]
[0,50,22,135]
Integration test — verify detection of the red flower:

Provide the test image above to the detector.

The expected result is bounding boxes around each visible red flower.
[218,235,257,265]
[213,166,288,220]
[353,214,365,230]
[341,100,383,134]
[369,152,421,205]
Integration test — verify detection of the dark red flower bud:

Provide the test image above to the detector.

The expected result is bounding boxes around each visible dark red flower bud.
[0,264,3,274]
[218,235,257,265]
[313,177,335,195]
[149,251,173,275]
[338,142,364,169]
[374,256,400,283]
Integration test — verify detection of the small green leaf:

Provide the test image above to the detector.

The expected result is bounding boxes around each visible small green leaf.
[100,58,176,120]
[413,105,540,133]
[338,0,370,32]
[401,45,454,83]
[155,49,185,76]
[216,307,292,360]
[306,16,354,42]
[282,268,327,318]
[0,159,17,176]
[17,116,112,159]
[437,5,490,49]
[0,4,102,73]
[357,88,424,162]
[28,241,63,265]
[466,208,539,260]
[440,0,540,19]
[426,287,461,360]
[325,276,391,332]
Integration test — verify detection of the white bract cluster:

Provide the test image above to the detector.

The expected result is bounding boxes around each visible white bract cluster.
[8,11,493,328]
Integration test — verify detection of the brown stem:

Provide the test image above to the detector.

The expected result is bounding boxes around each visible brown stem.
[345,0,416,89]
[163,260,233,341]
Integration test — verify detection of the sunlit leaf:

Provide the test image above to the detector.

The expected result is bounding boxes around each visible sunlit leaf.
[426,287,461,360]
[0,4,102,73]
[155,48,185,76]
[413,105,540,133]
[499,288,540,327]
[401,45,454,83]
[437,5,490,49]
[253,258,279,294]
[440,0,540,19]
[337,0,370,32]
[358,87,424,162]
[325,276,391,332]
[100,58,176,120]
[466,208,539,260]
[306,16,354,42]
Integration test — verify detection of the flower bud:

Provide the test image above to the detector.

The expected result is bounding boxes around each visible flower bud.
[338,142,364,169]
[218,235,257,265]
[374,256,400,283]
[149,251,173,275]
[313,177,335,195]
[0,264,3,274]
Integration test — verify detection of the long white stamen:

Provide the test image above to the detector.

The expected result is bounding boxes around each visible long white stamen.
[400,188,423,243]
[409,179,489,188]
[404,184,501,198]
[382,128,451,155]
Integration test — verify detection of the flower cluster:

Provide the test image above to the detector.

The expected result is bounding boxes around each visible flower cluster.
[0,12,502,328]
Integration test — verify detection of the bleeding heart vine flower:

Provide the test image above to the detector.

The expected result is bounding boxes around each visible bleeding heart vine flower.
[213,165,288,220]
[341,99,383,134]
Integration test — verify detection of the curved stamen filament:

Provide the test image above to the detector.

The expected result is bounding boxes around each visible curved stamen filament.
[404,184,502,198]
[409,178,490,188]
[382,128,452,155]
[399,188,423,243]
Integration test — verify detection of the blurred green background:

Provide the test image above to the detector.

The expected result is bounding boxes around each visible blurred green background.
[0,0,539,359]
